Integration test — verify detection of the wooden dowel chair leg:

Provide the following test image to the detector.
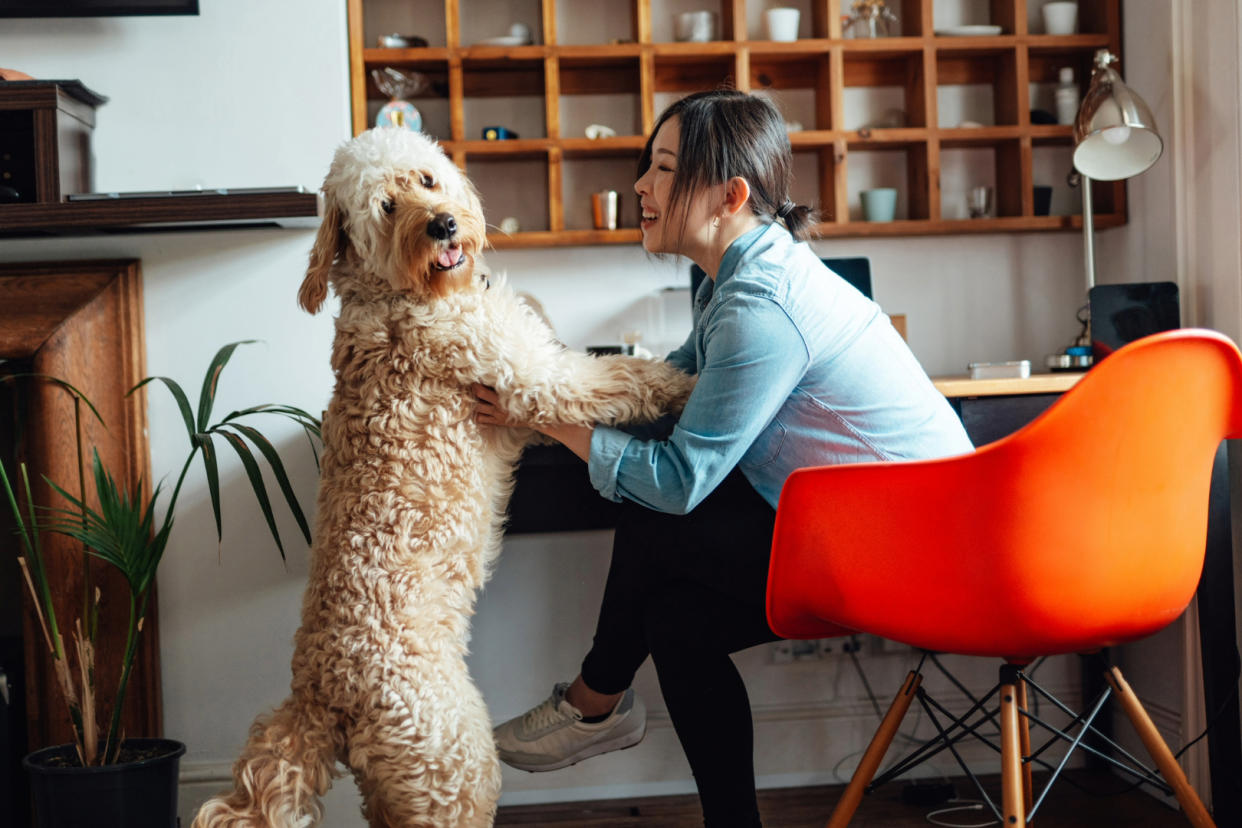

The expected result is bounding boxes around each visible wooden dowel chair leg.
[826,670,922,828]
[1105,666,1216,828]
[1000,668,1027,828]
[1015,678,1033,811]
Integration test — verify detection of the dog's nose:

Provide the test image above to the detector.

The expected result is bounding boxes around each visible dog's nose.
[427,212,457,240]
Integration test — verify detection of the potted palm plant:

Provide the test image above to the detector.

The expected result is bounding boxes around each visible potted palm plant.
[1,341,320,828]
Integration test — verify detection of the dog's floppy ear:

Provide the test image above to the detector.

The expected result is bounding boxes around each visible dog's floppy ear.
[300,200,343,314]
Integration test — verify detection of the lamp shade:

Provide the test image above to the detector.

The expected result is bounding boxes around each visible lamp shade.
[1073,50,1163,181]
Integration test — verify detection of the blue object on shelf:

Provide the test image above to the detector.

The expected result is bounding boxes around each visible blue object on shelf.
[482,126,518,140]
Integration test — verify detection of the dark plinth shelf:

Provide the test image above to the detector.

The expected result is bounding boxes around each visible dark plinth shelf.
[0,79,108,110]
[0,189,322,236]
[1,80,320,235]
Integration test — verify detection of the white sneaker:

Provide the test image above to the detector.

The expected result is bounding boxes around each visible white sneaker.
[493,682,647,772]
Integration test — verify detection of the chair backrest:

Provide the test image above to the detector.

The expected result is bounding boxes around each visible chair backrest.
[768,329,1242,658]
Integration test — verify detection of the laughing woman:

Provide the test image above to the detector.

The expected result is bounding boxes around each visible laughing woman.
[476,89,972,827]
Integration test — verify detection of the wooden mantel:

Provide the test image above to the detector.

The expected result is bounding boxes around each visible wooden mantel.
[0,259,161,752]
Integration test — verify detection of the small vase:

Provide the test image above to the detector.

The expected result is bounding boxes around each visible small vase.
[23,738,186,828]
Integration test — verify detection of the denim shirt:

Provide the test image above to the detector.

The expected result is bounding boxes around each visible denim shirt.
[589,222,974,513]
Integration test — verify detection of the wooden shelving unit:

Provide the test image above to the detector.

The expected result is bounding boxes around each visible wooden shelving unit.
[347,0,1125,249]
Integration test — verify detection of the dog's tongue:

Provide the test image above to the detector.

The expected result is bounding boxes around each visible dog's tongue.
[437,245,462,269]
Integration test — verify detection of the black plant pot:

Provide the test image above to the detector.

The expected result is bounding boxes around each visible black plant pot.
[23,737,186,828]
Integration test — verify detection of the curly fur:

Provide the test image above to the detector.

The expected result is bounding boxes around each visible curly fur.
[193,128,695,827]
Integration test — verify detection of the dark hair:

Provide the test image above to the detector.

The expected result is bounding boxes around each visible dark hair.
[637,89,818,245]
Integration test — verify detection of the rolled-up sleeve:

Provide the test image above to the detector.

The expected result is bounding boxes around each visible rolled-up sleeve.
[587,291,809,514]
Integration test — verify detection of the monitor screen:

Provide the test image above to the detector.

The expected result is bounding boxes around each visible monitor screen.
[0,0,197,16]
[1088,281,1180,363]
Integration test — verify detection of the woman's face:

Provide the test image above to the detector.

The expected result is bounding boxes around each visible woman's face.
[634,116,719,259]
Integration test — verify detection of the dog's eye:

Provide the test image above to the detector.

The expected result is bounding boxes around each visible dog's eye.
[381,200,395,215]
[420,173,435,189]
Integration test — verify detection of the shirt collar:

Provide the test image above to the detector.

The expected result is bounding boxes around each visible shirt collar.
[715,222,780,288]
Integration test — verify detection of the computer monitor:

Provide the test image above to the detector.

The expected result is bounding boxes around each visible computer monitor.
[689,257,873,304]
[1088,281,1180,363]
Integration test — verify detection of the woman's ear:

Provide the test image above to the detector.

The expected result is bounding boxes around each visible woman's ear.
[299,200,342,314]
[722,176,752,217]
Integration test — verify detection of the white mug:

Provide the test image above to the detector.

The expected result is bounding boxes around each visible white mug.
[1042,2,1078,35]
[765,8,800,42]
[675,10,717,42]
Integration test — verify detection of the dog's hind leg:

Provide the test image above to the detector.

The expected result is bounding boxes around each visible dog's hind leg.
[346,677,501,828]
[192,695,343,828]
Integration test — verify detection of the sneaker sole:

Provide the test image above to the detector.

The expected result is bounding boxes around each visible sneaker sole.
[501,719,648,773]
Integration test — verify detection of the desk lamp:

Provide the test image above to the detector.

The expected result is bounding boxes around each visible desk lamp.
[1049,49,1164,370]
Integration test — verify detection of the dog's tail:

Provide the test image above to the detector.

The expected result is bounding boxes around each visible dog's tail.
[192,695,342,828]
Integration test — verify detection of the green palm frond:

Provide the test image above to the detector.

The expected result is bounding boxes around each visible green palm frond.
[195,340,258,432]
[43,451,170,597]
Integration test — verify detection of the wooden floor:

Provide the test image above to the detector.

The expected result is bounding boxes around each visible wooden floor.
[495,770,1188,827]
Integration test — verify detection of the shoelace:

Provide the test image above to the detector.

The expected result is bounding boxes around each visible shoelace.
[522,691,578,732]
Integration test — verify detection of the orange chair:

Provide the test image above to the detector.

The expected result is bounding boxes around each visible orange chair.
[767,329,1242,828]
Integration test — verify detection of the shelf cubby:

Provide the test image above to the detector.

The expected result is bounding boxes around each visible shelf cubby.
[347,0,1126,247]
[465,154,551,234]
[562,156,642,232]
[558,54,643,139]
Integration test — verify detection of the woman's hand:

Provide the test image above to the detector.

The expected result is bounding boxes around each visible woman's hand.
[473,384,522,427]
[472,383,594,462]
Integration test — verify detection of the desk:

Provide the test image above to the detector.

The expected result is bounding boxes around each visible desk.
[506,370,1240,822]
[508,373,1085,535]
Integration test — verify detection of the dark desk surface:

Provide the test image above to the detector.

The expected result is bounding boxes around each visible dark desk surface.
[508,372,1088,535]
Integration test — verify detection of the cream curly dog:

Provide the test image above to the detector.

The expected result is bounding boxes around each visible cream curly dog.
[194,128,693,827]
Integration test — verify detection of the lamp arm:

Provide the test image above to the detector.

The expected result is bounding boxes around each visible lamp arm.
[1082,172,1095,295]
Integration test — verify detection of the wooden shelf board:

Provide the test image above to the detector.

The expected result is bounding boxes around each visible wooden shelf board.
[938,126,1025,147]
[817,213,1123,237]
[0,191,321,235]
[459,139,550,158]
[840,37,925,57]
[483,214,1124,248]
[556,44,643,61]
[560,136,647,157]
[1029,125,1076,145]
[845,129,929,148]
[747,38,838,57]
[459,45,547,62]
[1026,33,1113,52]
[362,47,451,65]
[650,41,740,59]
[489,228,642,249]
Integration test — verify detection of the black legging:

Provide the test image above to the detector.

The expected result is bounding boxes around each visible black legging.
[579,469,781,828]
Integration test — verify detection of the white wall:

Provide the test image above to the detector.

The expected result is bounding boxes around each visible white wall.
[0,1,1129,823]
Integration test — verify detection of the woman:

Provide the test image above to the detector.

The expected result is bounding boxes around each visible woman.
[476,90,972,827]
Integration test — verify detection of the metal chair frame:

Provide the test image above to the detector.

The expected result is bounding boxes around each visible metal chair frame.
[864,654,1175,825]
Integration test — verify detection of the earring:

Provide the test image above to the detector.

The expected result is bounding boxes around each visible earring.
[712,215,721,229]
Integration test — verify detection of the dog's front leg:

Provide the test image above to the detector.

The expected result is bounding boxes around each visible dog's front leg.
[509,351,696,429]
[453,285,696,429]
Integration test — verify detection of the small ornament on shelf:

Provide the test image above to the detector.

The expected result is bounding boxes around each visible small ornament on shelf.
[371,67,428,131]
[843,0,899,39]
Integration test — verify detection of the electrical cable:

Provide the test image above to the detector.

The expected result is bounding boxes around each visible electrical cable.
[924,799,997,828]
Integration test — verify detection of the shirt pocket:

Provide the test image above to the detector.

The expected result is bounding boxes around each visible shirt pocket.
[740,421,787,471]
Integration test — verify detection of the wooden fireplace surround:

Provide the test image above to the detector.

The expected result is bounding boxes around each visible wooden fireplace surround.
[0,259,161,751]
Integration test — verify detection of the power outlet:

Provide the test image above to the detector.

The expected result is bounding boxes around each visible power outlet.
[868,634,909,655]
[770,639,840,663]
[770,641,794,664]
